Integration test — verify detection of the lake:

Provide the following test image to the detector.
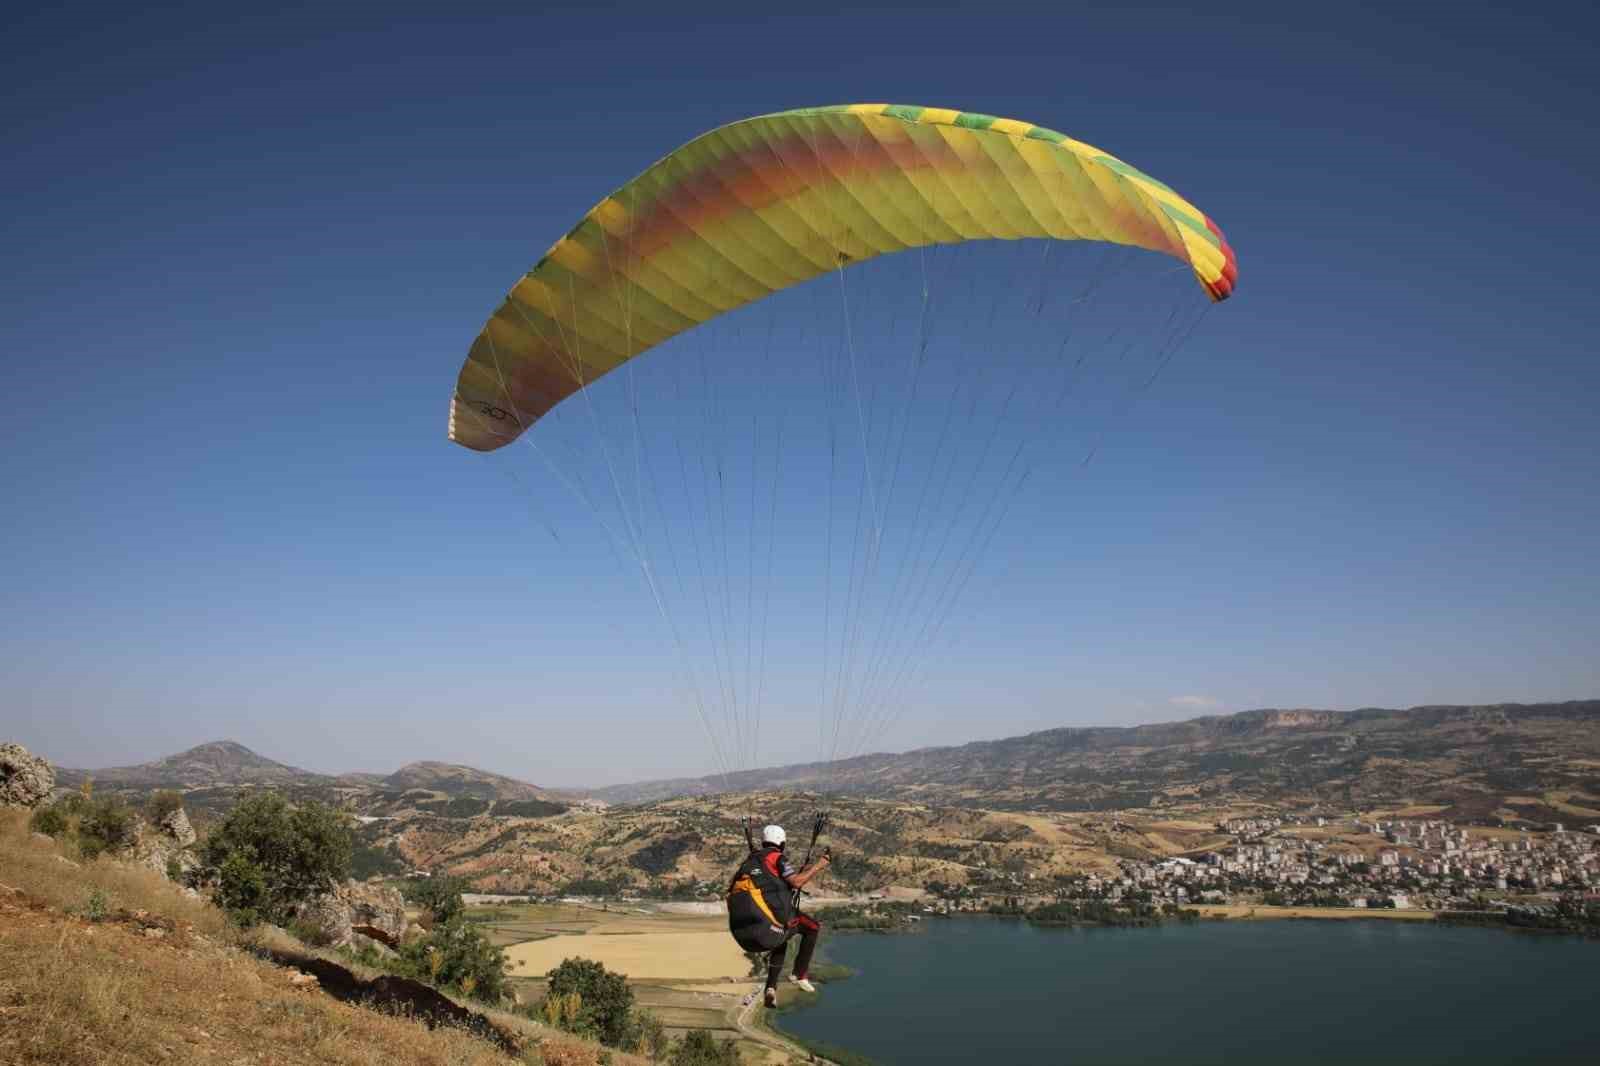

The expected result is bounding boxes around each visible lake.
[775,917,1599,1065]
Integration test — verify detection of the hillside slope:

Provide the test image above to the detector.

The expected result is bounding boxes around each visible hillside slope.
[54,743,563,820]
[589,701,1600,811]
[0,810,638,1066]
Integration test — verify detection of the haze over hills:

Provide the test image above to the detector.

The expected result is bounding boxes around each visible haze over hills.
[379,761,550,802]
[587,701,1600,816]
[28,700,1600,896]
[336,699,1600,897]
[52,702,1600,821]
[53,740,318,790]
[54,742,560,803]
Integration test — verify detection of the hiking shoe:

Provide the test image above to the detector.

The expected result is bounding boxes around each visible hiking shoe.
[764,988,778,1008]
[789,976,817,993]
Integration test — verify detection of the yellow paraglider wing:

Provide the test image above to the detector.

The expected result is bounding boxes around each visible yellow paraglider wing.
[448,104,1237,452]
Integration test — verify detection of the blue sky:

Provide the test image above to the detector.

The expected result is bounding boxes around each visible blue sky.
[4,1,1596,786]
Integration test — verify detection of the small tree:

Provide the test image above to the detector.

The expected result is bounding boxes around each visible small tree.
[544,957,636,1048]
[636,1011,669,1059]
[403,875,468,923]
[32,792,138,860]
[83,796,139,857]
[198,792,352,925]
[667,1030,739,1066]
[145,790,184,823]
[28,803,70,839]
[397,912,510,1003]
[215,851,272,926]
[543,990,583,1029]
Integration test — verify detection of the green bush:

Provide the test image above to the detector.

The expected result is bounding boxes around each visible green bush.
[397,913,509,1002]
[198,792,352,926]
[34,793,140,860]
[82,888,112,922]
[635,1011,669,1058]
[350,842,406,879]
[29,803,70,839]
[215,850,271,927]
[494,798,568,818]
[666,1030,739,1066]
[417,796,492,818]
[77,798,137,859]
[544,957,636,1048]
[401,875,468,923]
[145,790,184,823]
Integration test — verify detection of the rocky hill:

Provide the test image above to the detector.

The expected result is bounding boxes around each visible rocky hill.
[344,702,1600,899]
[57,742,557,800]
[30,701,1598,899]
[53,743,567,839]
[55,740,325,790]
[589,701,1600,815]
[378,761,551,802]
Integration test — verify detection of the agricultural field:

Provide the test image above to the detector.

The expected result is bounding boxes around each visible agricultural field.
[470,901,799,1058]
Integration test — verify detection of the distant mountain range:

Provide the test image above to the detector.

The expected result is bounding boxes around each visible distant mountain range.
[32,702,1599,896]
[55,741,558,803]
[54,741,313,790]
[46,700,1600,821]
[585,701,1600,815]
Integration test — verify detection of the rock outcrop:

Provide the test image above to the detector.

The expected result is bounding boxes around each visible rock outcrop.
[120,807,199,881]
[268,955,520,1054]
[157,804,197,847]
[294,879,410,950]
[1,743,55,809]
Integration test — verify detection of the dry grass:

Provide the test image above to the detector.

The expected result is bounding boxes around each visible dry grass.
[534,1040,601,1066]
[480,904,750,983]
[0,900,526,1065]
[0,811,226,938]
[1543,790,1600,818]
[0,811,660,1066]
[505,931,748,983]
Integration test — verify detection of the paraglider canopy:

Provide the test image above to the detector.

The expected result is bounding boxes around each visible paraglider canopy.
[448,104,1235,452]
[445,103,1236,786]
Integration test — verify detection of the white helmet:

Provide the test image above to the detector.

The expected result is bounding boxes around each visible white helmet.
[762,824,786,846]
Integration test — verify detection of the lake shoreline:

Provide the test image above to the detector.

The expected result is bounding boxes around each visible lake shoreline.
[774,916,1600,1065]
[1194,902,1436,921]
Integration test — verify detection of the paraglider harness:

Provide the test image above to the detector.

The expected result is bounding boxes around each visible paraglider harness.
[726,812,829,954]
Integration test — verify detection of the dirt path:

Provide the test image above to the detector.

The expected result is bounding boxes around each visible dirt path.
[729,985,830,1064]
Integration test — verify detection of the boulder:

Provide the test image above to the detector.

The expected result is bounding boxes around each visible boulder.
[119,806,198,881]
[0,743,54,809]
[158,805,197,847]
[294,879,408,949]
[348,930,398,958]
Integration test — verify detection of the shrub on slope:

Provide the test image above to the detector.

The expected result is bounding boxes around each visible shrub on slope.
[0,811,651,1066]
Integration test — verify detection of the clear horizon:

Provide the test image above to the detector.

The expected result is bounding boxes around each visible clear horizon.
[6,2,1598,787]
[42,697,1598,788]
